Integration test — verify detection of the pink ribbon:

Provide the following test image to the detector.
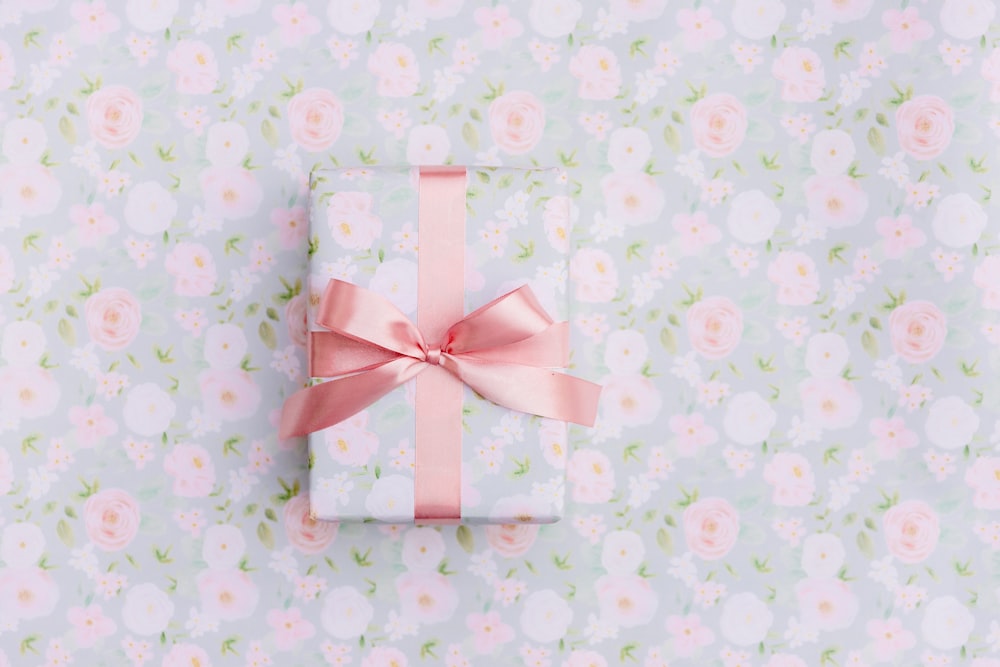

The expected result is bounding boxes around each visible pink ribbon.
[280,167,601,523]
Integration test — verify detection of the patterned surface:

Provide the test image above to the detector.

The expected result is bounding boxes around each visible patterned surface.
[1,1,1000,665]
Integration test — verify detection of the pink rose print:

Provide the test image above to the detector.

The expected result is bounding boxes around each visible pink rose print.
[166,40,219,94]
[198,369,262,422]
[163,443,216,497]
[569,45,622,100]
[68,404,118,447]
[877,214,927,259]
[164,242,218,296]
[570,248,618,303]
[601,373,662,427]
[70,203,119,246]
[367,42,421,97]
[888,300,947,364]
[869,417,919,459]
[771,47,826,102]
[966,457,1000,509]
[669,413,718,457]
[882,499,940,563]
[200,166,264,220]
[672,211,721,255]
[84,287,141,351]
[762,452,816,506]
[542,196,571,253]
[610,0,667,22]
[196,568,259,621]
[685,295,744,360]
[70,0,120,43]
[882,7,934,52]
[600,173,665,227]
[803,175,869,228]
[283,494,337,554]
[0,164,62,218]
[567,449,615,503]
[488,90,546,155]
[867,617,915,661]
[690,93,747,157]
[67,604,117,647]
[473,5,524,49]
[85,85,142,149]
[682,497,740,560]
[0,567,59,620]
[83,488,140,551]
[973,255,1000,309]
[676,7,726,51]
[895,95,954,160]
[767,251,820,305]
[798,377,863,430]
[271,205,309,250]
[595,575,659,627]
[272,2,321,46]
[266,607,316,650]
[324,411,379,467]
[0,367,61,419]
[162,644,212,667]
[326,191,383,250]
[665,614,715,657]
[485,519,539,558]
[814,0,874,23]
[0,40,15,90]
[466,611,515,654]
[285,293,308,348]
[982,48,1000,102]
[765,655,808,667]
[795,578,859,631]
[564,651,608,667]
[287,88,344,151]
[362,647,409,667]
[396,571,459,624]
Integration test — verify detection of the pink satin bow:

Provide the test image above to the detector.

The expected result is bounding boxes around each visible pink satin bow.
[279,279,602,440]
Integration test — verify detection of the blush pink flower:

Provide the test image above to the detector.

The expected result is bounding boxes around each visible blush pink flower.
[324,411,379,467]
[69,404,118,447]
[600,173,665,226]
[271,205,308,250]
[895,95,954,160]
[162,644,212,667]
[669,413,718,457]
[601,374,662,427]
[983,48,1000,102]
[267,607,316,650]
[877,214,927,258]
[362,647,409,667]
[83,489,140,551]
[569,45,622,100]
[795,578,859,631]
[488,90,545,155]
[71,203,119,246]
[973,256,1000,309]
[367,42,421,97]
[473,5,524,49]
[567,449,615,504]
[285,294,308,348]
[672,212,721,255]
[272,2,321,45]
[68,604,117,647]
[888,300,947,364]
[0,567,59,620]
[200,166,263,221]
[198,368,262,422]
[798,377,863,431]
[767,251,820,306]
[803,174,869,228]
[771,47,826,102]
[676,7,726,50]
[485,495,543,556]
[665,614,715,657]
[466,611,515,654]
[0,367,61,419]
[690,93,747,157]
[965,456,1000,509]
[686,295,743,360]
[325,191,382,250]
[284,494,337,554]
[84,287,142,351]
[882,7,934,52]
[166,40,219,94]
[870,417,919,459]
[682,497,739,560]
[762,452,816,506]
[71,0,121,43]
[595,575,659,628]
[163,443,216,497]
[570,248,618,303]
[396,571,459,624]
[86,85,142,149]
[287,88,344,151]
[882,499,940,563]
[565,651,608,667]
[164,242,218,296]
[0,164,62,217]
[196,568,259,621]
[867,617,915,661]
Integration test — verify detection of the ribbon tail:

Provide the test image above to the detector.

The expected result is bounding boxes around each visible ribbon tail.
[279,358,426,439]
[447,356,603,428]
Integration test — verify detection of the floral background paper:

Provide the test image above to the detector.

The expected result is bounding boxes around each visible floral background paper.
[2,0,1000,666]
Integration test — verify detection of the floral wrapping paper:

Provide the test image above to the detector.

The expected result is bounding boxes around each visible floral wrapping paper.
[2,0,1000,666]
[305,166,573,524]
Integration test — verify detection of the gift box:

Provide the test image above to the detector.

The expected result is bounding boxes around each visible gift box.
[280,166,600,525]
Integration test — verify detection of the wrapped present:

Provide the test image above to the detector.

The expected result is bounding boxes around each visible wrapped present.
[280,166,600,525]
